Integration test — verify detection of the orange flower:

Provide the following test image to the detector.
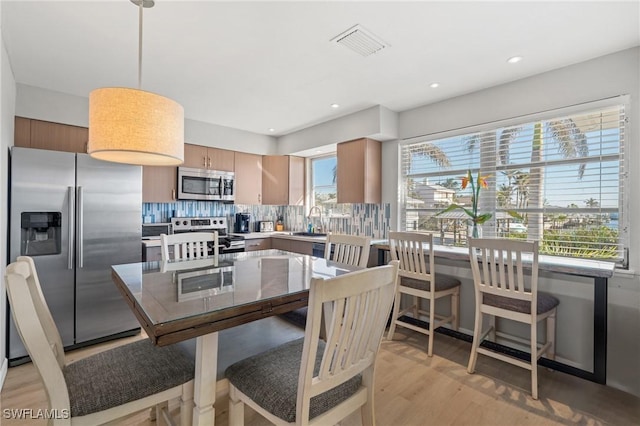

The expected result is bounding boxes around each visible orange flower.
[461,176,469,190]
[478,175,490,189]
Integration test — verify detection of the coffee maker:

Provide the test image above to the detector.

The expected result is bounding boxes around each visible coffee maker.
[234,213,251,233]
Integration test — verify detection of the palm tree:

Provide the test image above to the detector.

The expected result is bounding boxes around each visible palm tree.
[584,197,600,208]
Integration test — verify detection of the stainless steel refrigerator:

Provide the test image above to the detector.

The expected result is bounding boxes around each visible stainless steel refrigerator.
[8,147,142,363]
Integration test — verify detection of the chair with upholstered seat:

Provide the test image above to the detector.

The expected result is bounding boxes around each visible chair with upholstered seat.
[161,231,218,262]
[5,256,195,425]
[324,233,371,268]
[281,233,371,328]
[225,261,399,425]
[466,238,558,400]
[387,231,461,357]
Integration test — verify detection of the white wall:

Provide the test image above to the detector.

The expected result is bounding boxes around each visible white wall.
[14,84,277,155]
[0,0,17,390]
[384,47,640,396]
[277,105,398,155]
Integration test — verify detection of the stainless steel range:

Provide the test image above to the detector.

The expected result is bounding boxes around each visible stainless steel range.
[171,217,245,253]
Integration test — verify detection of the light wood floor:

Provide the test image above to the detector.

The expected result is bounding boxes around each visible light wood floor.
[2,327,639,426]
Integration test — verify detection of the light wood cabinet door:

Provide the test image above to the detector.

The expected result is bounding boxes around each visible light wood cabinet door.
[337,138,381,204]
[183,143,209,168]
[184,144,235,171]
[14,117,31,147]
[262,155,305,205]
[262,155,289,205]
[289,240,313,255]
[234,152,262,204]
[143,166,177,202]
[14,116,87,153]
[208,147,235,172]
[271,238,291,252]
[245,238,272,252]
[288,156,305,205]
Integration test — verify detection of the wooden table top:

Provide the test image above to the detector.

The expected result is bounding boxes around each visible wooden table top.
[111,249,359,346]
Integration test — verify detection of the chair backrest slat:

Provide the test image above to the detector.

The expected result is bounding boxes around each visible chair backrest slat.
[469,238,538,303]
[389,231,435,291]
[324,234,371,268]
[296,261,399,421]
[161,232,218,262]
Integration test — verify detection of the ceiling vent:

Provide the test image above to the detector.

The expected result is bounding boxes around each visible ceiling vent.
[331,24,388,57]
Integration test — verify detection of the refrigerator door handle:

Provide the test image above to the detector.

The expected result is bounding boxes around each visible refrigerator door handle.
[77,186,84,268]
[68,186,75,270]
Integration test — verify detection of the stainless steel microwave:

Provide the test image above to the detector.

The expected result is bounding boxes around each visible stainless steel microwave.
[178,167,235,201]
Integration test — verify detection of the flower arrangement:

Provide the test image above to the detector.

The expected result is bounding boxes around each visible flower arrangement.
[436,170,520,239]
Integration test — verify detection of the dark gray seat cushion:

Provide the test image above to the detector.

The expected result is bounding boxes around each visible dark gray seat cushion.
[225,338,362,423]
[400,274,461,292]
[484,291,559,314]
[63,339,195,417]
[280,307,308,328]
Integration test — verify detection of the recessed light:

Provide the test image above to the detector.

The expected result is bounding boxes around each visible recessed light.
[268,128,275,132]
[429,82,439,88]
[330,103,340,108]
[507,56,523,64]
[315,150,323,153]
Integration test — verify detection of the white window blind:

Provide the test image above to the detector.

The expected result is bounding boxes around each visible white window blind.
[400,101,627,264]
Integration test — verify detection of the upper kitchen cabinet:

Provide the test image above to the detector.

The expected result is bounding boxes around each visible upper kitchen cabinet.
[234,152,263,205]
[337,138,381,204]
[262,155,305,205]
[142,166,177,203]
[183,143,235,171]
[14,117,88,153]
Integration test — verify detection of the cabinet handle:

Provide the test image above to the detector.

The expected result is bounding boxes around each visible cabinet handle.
[258,193,261,203]
[172,188,176,200]
[203,156,207,167]
[207,157,211,168]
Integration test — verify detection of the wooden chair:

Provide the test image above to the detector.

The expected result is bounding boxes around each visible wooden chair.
[160,231,218,261]
[466,238,558,400]
[387,231,461,357]
[225,261,399,425]
[282,233,371,328]
[324,233,371,268]
[5,256,195,425]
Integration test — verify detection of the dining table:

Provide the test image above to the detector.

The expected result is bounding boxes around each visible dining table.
[111,249,360,426]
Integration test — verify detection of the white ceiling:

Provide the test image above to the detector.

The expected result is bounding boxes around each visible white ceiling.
[2,1,639,137]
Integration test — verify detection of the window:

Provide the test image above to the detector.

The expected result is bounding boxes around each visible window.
[400,99,628,264]
[310,155,337,209]
[309,155,350,218]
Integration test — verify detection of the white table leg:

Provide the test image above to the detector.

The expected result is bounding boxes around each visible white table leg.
[193,332,218,425]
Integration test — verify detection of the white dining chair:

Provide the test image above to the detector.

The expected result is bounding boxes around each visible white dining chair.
[324,233,372,268]
[387,231,461,357]
[5,256,195,425]
[160,231,218,262]
[225,261,399,425]
[466,238,558,400]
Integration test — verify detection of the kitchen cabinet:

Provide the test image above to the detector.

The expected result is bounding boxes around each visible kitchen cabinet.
[142,166,177,202]
[14,117,88,153]
[262,155,305,205]
[337,138,381,204]
[271,238,313,255]
[245,238,272,252]
[183,143,235,171]
[234,152,263,205]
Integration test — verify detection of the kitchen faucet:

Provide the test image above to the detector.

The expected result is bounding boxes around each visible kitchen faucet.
[307,206,324,233]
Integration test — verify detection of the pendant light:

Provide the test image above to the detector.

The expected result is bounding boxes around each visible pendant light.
[88,0,184,166]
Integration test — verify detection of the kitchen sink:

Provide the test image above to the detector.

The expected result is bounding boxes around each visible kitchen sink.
[291,232,327,237]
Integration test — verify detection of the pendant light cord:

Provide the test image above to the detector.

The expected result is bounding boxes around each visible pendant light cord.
[138,0,143,89]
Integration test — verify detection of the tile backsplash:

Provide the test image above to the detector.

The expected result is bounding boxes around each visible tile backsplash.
[142,201,390,238]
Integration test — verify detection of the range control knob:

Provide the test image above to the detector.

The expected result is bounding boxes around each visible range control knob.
[175,221,180,226]
[183,220,188,226]
[213,220,218,224]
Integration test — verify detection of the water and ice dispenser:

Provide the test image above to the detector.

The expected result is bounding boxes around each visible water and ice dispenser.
[21,212,62,256]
